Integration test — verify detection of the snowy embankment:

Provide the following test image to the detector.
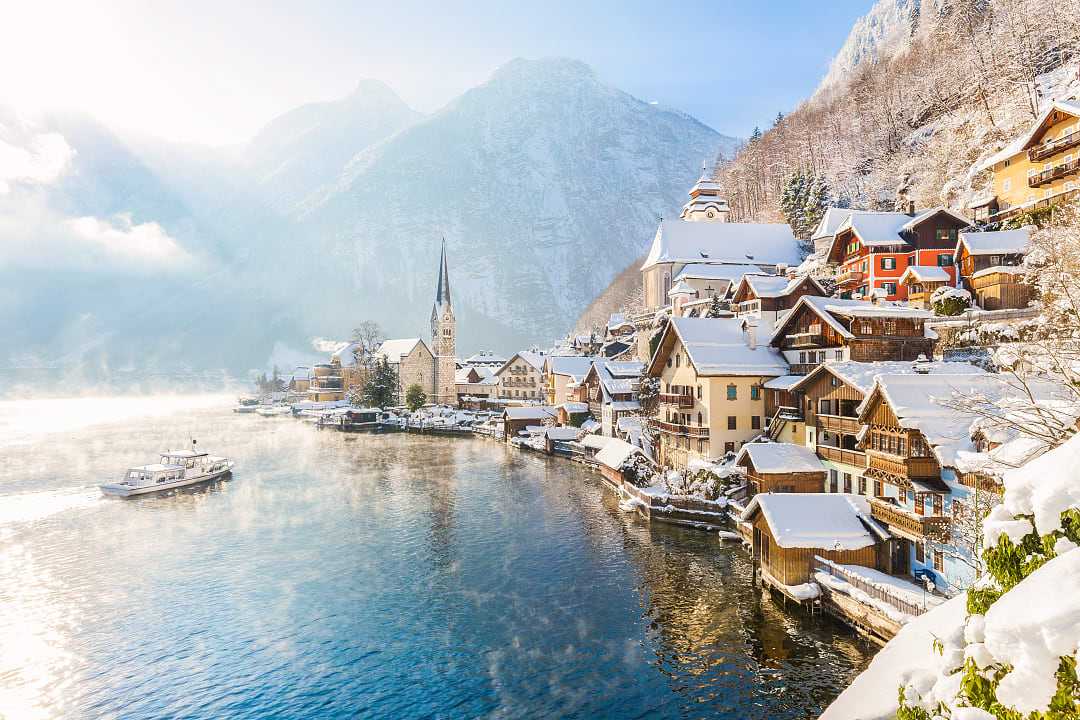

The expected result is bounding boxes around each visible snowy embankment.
[814,559,944,624]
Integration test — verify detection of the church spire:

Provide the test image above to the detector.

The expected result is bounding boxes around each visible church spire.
[434,237,451,310]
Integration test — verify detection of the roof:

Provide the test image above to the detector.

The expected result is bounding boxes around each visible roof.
[811,207,855,240]
[331,341,362,367]
[546,355,596,380]
[595,438,645,470]
[497,350,545,375]
[792,360,986,395]
[736,442,826,474]
[606,313,632,330]
[770,296,933,344]
[735,273,827,301]
[956,229,1031,256]
[432,237,452,317]
[740,493,882,550]
[641,219,801,270]
[464,352,508,365]
[899,207,969,232]
[673,263,771,283]
[559,401,589,413]
[377,338,425,363]
[762,374,804,391]
[899,266,952,284]
[544,427,581,441]
[971,265,1026,280]
[503,406,557,421]
[667,279,695,297]
[974,99,1080,172]
[660,317,789,377]
[835,211,913,247]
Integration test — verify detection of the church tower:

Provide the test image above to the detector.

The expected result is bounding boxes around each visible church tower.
[430,238,457,406]
[680,159,731,222]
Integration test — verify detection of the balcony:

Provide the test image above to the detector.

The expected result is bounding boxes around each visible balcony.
[1028,129,1080,162]
[786,332,826,349]
[817,414,860,435]
[869,497,950,541]
[1028,157,1080,187]
[652,419,709,438]
[991,188,1080,222]
[659,393,694,408]
[312,378,343,390]
[836,269,865,286]
[788,362,820,376]
[867,449,940,479]
[816,445,866,467]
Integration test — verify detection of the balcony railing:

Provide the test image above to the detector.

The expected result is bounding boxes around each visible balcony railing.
[836,269,865,286]
[659,393,694,408]
[869,498,950,541]
[867,449,940,479]
[816,445,866,467]
[1028,129,1080,162]
[788,362,820,376]
[1028,157,1080,187]
[817,414,860,435]
[991,188,1080,222]
[813,556,933,617]
[786,332,826,349]
[652,419,709,438]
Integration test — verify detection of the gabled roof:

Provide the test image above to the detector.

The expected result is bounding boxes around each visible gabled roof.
[503,406,557,421]
[546,355,596,381]
[673,263,771,283]
[595,437,646,470]
[955,229,1031,257]
[811,207,856,241]
[732,273,827,302]
[496,350,545,376]
[769,296,933,345]
[900,207,970,232]
[974,99,1080,172]
[331,341,363,367]
[668,279,696,297]
[377,338,427,363]
[649,316,788,378]
[735,442,826,474]
[899,266,952,284]
[740,493,883,550]
[790,359,986,395]
[641,219,801,270]
[464,352,508,365]
[606,312,633,330]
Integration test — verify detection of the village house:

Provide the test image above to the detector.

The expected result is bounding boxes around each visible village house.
[769,295,935,376]
[307,363,345,402]
[810,207,856,258]
[580,360,644,436]
[544,355,597,406]
[647,316,789,468]
[970,99,1080,223]
[787,360,985,498]
[462,351,508,369]
[826,208,970,301]
[454,365,499,406]
[377,338,436,404]
[953,228,1032,310]
[735,442,826,497]
[731,273,827,334]
[898,266,952,310]
[501,405,557,442]
[496,351,545,401]
[287,366,311,396]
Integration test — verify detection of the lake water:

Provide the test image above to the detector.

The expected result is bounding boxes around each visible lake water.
[0,396,871,719]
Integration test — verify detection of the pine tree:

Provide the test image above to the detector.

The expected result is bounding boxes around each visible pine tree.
[707,294,725,318]
[773,111,785,127]
[405,383,427,411]
[749,126,762,143]
[361,357,399,408]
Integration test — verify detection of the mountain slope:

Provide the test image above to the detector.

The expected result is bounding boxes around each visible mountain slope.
[294,58,737,351]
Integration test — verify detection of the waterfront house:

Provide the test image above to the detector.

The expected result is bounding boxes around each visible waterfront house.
[580,360,644,436]
[825,208,969,300]
[735,442,826,496]
[769,296,935,376]
[788,360,985,498]
[455,365,499,406]
[288,366,311,395]
[762,374,807,445]
[308,363,346,402]
[953,229,1032,310]
[377,338,436,403]
[731,273,827,334]
[969,99,1080,223]
[496,351,545,401]
[647,316,788,468]
[502,406,557,442]
[544,355,597,406]
[741,493,887,589]
[898,266,952,310]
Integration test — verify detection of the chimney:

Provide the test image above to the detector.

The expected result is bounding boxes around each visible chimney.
[907,200,916,216]
[745,323,758,349]
[776,263,788,277]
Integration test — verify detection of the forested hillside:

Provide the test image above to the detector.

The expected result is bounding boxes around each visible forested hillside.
[720,0,1080,226]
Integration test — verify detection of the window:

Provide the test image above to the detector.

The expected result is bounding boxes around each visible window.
[937,253,953,267]
[666,356,672,368]
[829,469,839,493]
[1002,178,1012,192]
[881,257,896,270]
[873,479,883,497]
[727,384,737,400]
[915,494,925,514]
[934,228,958,243]
[675,353,681,368]
[750,385,760,400]
[934,550,944,570]
[988,255,1001,266]
[724,442,735,454]
[1045,189,1054,199]
[727,416,736,430]
[697,412,702,425]
[858,476,867,495]
[697,385,702,399]
[799,351,807,363]
[1027,169,1038,179]
[915,542,925,563]
[843,473,852,493]
[933,494,943,516]
[882,283,897,296]
[752,415,761,430]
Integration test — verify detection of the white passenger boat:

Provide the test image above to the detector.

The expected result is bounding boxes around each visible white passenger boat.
[100,445,234,497]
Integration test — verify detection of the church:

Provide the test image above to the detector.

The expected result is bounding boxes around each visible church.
[375,239,457,406]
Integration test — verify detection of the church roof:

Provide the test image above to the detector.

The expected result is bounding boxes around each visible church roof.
[641,220,801,270]
[432,238,452,317]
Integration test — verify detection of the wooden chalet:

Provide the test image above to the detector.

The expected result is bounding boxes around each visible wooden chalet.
[954,229,1032,310]
[769,296,934,376]
[735,442,826,496]
[826,208,969,301]
[731,274,827,333]
[898,266,952,309]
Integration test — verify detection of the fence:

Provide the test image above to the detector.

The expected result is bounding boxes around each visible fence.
[812,556,931,617]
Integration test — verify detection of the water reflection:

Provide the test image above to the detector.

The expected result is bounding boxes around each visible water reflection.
[0,398,871,719]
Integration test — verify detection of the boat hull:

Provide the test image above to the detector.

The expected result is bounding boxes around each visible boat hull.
[100,466,233,497]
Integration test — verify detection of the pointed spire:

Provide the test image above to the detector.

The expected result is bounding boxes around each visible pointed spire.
[434,237,451,309]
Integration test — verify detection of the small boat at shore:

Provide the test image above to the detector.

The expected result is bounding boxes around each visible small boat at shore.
[100,445,234,497]
[255,405,292,417]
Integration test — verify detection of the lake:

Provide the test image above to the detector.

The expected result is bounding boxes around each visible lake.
[0,396,870,719]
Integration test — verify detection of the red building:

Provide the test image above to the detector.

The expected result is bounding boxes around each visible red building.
[826,208,970,301]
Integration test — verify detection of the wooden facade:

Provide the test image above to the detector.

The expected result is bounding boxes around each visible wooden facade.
[969,270,1031,311]
[737,455,825,496]
[748,512,882,586]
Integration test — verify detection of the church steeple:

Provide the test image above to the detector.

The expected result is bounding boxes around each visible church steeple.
[680,158,730,222]
[433,237,452,314]
[430,238,456,406]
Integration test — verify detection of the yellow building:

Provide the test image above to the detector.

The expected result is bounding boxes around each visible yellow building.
[971,99,1080,223]
[646,317,789,469]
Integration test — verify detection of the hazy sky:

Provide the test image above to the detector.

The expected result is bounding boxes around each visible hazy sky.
[1,0,868,146]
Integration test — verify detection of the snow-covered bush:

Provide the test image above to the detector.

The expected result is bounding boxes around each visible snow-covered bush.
[621,453,660,488]
[931,286,972,316]
[660,459,740,500]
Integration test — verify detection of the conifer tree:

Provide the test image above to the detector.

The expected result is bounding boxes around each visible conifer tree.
[362,357,399,408]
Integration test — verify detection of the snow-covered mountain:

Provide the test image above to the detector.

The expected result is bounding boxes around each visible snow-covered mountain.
[1,58,736,377]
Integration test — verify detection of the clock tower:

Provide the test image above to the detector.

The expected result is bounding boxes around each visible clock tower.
[430,239,457,406]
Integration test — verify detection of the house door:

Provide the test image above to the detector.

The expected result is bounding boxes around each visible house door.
[752,527,761,559]
[893,539,910,575]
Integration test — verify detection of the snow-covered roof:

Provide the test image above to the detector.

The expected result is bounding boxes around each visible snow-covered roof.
[794,360,986,395]
[762,374,804,391]
[736,273,826,301]
[835,211,913,247]
[974,99,1080,173]
[464,352,508,365]
[667,279,695,297]
[290,366,311,381]
[331,341,362,367]
[604,360,644,378]
[771,296,933,344]
[641,219,801,270]
[560,401,589,413]
[503,406,557,421]
[498,350,545,375]
[971,265,1027,280]
[736,442,826,474]
[547,355,596,380]
[544,427,581,442]
[811,207,855,240]
[595,437,645,470]
[956,229,1031,256]
[741,493,881,550]
[899,207,969,232]
[582,434,614,450]
[606,312,632,330]
[673,263,770,282]
[666,316,789,377]
[377,338,425,363]
[899,265,952,284]
[610,400,640,411]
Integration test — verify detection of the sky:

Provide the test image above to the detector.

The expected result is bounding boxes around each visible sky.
[0,0,870,146]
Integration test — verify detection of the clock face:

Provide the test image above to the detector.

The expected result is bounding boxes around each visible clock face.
[707,211,714,218]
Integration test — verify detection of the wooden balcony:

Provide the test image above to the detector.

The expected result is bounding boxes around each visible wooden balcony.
[788,362,820,376]
[991,188,1080,222]
[659,393,694,408]
[1028,129,1080,162]
[786,332,826,349]
[971,268,1025,290]
[836,269,865,286]
[1028,157,1080,187]
[867,449,940,479]
[817,414,860,435]
[869,497,950,541]
[816,445,866,467]
[652,419,709,438]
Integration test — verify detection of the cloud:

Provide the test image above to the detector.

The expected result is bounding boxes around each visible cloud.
[63,213,192,267]
[0,127,74,193]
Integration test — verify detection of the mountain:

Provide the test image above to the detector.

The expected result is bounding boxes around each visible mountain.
[291,58,738,351]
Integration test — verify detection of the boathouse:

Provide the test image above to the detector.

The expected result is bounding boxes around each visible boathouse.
[735,442,827,497]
